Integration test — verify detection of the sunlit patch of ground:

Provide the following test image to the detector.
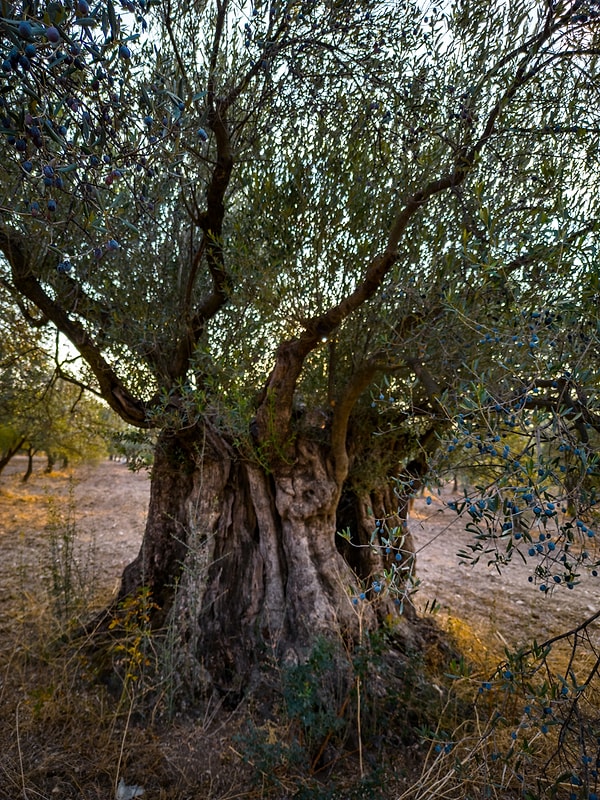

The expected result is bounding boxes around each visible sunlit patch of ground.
[0,458,149,639]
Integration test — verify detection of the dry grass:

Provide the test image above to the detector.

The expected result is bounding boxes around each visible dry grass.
[1,463,599,799]
[0,619,258,799]
[3,599,598,800]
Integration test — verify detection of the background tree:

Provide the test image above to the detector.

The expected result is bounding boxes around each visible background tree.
[0,288,119,478]
[1,0,600,694]
[0,288,51,474]
[25,377,118,477]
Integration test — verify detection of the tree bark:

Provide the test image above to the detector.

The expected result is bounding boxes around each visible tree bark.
[21,447,34,482]
[335,481,418,621]
[118,429,198,616]
[114,424,417,696]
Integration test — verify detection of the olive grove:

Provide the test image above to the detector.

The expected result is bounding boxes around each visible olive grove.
[0,287,117,477]
[1,0,600,694]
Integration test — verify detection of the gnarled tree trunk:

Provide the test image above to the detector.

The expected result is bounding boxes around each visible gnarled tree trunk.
[0,435,26,477]
[115,424,416,695]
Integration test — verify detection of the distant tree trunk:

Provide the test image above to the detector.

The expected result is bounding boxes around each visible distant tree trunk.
[115,424,415,695]
[45,452,56,473]
[21,447,35,482]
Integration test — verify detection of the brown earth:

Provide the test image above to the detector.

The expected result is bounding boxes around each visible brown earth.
[0,458,149,639]
[411,486,600,659]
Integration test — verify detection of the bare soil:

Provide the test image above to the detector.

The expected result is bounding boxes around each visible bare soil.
[0,458,149,638]
[411,487,600,658]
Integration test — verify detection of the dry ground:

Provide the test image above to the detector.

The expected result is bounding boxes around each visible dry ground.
[0,458,149,639]
[410,487,600,658]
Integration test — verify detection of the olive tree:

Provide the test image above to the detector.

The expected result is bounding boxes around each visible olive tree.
[0,288,115,477]
[1,0,599,693]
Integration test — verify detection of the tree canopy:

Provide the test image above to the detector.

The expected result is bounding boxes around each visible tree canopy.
[1,0,598,431]
[0,287,49,469]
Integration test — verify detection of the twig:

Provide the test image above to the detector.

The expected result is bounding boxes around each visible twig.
[114,692,135,798]
[518,608,600,660]
[356,674,363,778]
[310,692,351,774]
[15,702,29,800]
